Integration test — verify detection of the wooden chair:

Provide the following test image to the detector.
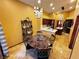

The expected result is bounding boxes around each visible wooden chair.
[24,36,34,50]
[49,34,56,47]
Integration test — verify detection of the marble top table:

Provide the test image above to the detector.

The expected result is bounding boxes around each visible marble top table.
[27,34,51,49]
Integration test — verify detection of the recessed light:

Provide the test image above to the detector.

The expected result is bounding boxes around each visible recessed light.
[37,6,39,9]
[52,7,55,10]
[38,0,41,4]
[34,6,36,9]
[69,7,72,9]
[50,3,53,7]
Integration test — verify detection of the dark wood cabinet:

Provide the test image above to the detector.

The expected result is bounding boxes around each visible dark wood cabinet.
[43,19,55,29]
[56,29,63,35]
[21,18,33,42]
[21,18,33,50]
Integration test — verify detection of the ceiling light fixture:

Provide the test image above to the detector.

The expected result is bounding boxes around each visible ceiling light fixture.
[34,6,43,19]
[38,0,41,4]
[34,0,43,19]
[50,3,53,7]
[52,7,55,10]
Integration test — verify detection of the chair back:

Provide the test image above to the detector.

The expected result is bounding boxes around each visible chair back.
[49,34,56,44]
[37,48,51,58]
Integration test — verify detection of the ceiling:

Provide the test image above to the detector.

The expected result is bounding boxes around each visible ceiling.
[19,0,77,13]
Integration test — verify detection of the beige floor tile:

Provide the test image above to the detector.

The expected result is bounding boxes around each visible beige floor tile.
[7,33,72,59]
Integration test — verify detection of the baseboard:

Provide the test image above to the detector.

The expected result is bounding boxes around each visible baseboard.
[8,41,23,49]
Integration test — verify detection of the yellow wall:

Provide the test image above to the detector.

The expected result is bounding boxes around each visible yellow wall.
[0,0,76,48]
[43,13,51,19]
[0,0,50,47]
[66,10,75,19]
[51,10,75,20]
[0,0,35,47]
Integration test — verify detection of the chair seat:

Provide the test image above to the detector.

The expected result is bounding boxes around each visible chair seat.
[37,48,51,59]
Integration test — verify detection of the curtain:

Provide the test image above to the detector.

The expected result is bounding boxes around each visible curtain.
[0,23,9,57]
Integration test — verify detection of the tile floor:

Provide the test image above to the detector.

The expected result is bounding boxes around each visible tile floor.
[6,33,72,59]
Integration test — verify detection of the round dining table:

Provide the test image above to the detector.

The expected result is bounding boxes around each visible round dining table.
[27,34,51,49]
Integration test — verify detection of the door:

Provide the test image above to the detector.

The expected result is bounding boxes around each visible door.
[69,16,79,49]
